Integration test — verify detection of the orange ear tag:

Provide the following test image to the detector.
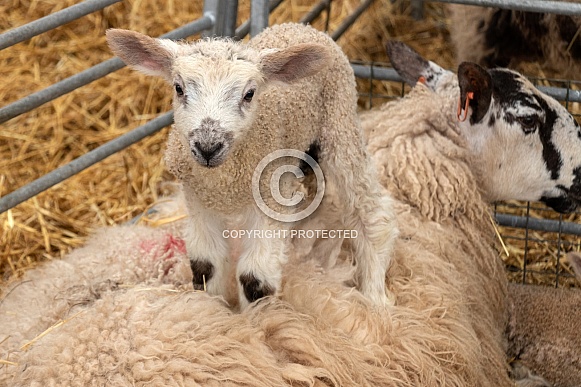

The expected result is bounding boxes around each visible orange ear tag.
[418,76,427,85]
[457,91,474,122]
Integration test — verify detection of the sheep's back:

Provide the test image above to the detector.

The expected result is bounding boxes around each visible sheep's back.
[362,84,511,385]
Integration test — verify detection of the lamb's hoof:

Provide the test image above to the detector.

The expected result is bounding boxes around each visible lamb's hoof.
[239,273,275,304]
[190,259,214,291]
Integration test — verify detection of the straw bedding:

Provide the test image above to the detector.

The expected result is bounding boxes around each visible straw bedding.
[0,1,579,288]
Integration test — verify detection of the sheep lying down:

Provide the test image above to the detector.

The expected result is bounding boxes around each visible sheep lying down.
[0,208,511,386]
[2,59,516,386]
[376,41,581,387]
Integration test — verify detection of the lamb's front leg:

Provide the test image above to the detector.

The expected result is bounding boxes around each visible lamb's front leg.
[184,199,229,297]
[236,209,289,310]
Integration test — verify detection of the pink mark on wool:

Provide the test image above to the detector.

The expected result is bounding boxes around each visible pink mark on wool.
[139,233,187,277]
[139,233,186,261]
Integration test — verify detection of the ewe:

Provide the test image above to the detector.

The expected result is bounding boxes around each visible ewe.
[106,23,397,309]
[356,41,581,386]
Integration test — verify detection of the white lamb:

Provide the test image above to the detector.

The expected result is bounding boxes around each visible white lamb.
[105,23,397,309]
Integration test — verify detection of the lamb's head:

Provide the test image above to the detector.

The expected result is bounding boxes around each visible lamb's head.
[387,40,581,213]
[106,29,330,168]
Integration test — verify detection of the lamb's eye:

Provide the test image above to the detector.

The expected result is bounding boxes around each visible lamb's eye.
[175,84,184,96]
[243,89,255,102]
[517,116,538,134]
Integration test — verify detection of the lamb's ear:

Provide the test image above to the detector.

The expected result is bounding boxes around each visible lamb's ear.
[567,251,581,283]
[106,29,178,81]
[457,62,493,124]
[386,40,447,90]
[259,44,331,83]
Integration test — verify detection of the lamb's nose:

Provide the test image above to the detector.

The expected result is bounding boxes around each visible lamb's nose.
[194,142,224,162]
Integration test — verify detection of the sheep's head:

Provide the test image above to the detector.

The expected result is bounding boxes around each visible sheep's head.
[456,65,581,213]
[387,40,581,213]
[106,29,330,168]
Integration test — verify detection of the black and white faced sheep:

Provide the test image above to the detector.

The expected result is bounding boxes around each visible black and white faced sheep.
[106,23,398,309]
[385,40,581,214]
[447,4,581,78]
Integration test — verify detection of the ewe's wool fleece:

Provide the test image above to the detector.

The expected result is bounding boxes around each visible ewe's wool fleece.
[2,83,511,386]
[362,83,511,386]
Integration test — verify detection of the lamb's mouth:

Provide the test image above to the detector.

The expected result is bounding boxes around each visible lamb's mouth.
[191,152,227,168]
[190,142,229,168]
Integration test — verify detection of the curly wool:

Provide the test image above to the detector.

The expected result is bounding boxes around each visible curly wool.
[362,83,511,386]
[4,241,499,386]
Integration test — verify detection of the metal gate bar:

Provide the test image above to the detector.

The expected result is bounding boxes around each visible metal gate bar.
[0,0,123,50]
[429,0,581,16]
[351,63,581,105]
[0,113,173,214]
[0,16,215,125]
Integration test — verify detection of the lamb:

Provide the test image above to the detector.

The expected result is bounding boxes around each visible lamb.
[506,251,581,387]
[446,3,581,78]
[105,23,398,309]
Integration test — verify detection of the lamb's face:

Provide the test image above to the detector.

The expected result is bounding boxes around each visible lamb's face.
[106,29,330,168]
[461,69,581,213]
[171,56,264,168]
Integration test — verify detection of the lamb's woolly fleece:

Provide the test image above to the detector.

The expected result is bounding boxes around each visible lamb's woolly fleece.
[164,22,366,215]
[2,83,511,386]
[506,253,581,387]
[446,4,581,78]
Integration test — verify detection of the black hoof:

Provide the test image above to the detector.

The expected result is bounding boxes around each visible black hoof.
[190,259,214,291]
[239,273,275,303]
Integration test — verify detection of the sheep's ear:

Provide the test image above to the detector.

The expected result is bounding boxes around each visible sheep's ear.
[259,44,331,83]
[106,29,177,80]
[386,40,449,91]
[386,40,429,86]
[457,62,493,124]
[567,252,581,282]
